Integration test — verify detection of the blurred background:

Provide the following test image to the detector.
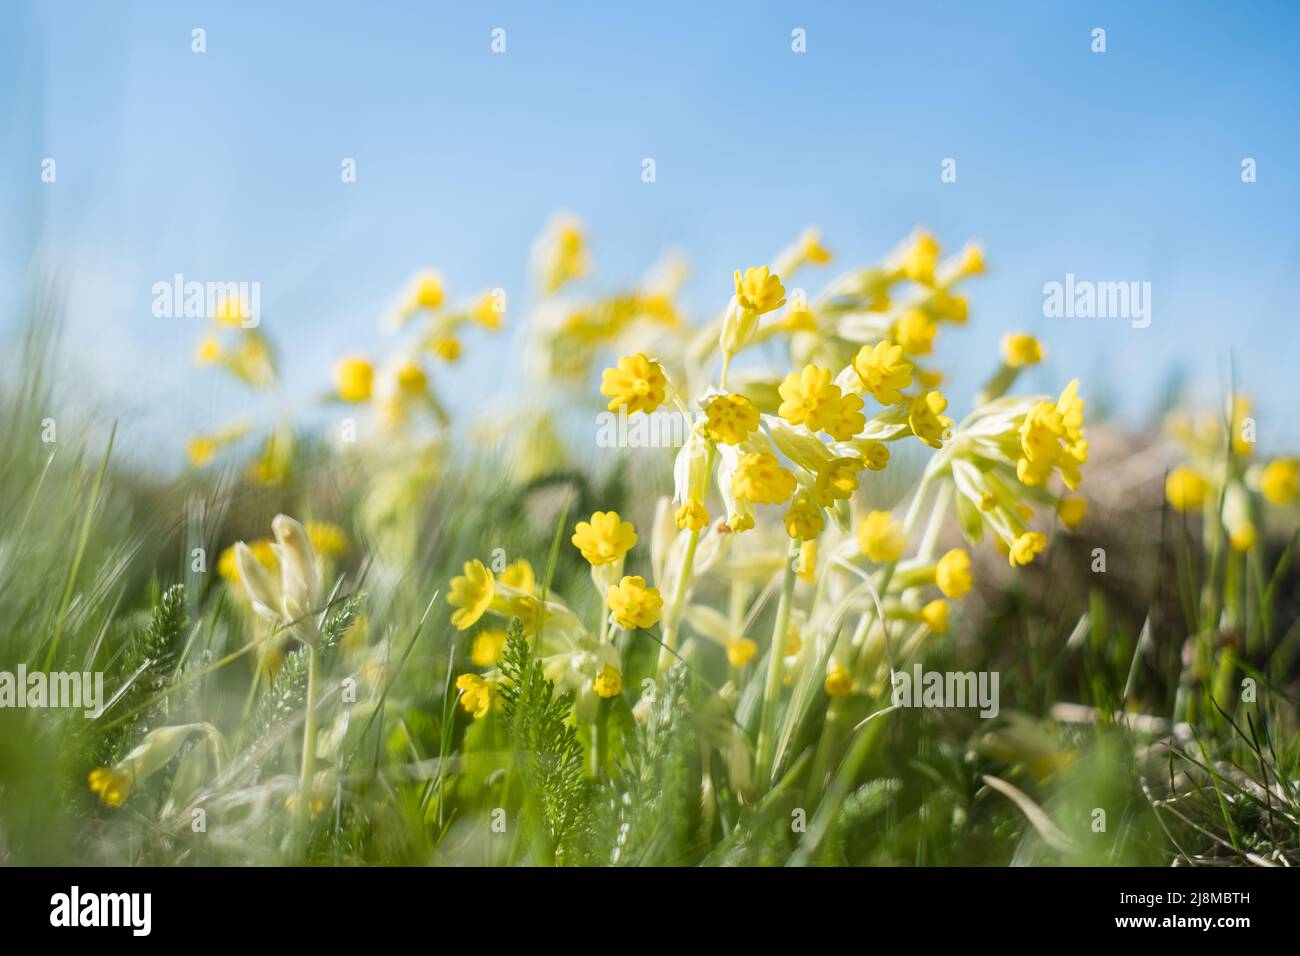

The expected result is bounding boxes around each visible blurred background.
[1,0,1298,469]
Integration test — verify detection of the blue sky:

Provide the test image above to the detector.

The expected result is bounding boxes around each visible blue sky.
[3,1,1299,468]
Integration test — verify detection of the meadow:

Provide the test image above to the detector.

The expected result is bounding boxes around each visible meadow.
[1,219,1296,867]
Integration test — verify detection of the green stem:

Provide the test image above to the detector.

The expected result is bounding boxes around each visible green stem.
[755,540,799,789]
[296,643,320,851]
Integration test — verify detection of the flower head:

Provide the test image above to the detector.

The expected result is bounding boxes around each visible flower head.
[1001,333,1044,368]
[733,266,786,315]
[448,559,495,630]
[732,453,797,506]
[335,356,374,403]
[857,511,906,563]
[572,512,638,566]
[1009,531,1048,567]
[852,341,913,405]
[592,665,623,698]
[675,500,710,531]
[727,637,758,668]
[607,575,663,629]
[921,599,949,634]
[600,353,667,415]
[825,667,854,698]
[814,456,865,507]
[909,390,953,448]
[1057,497,1087,529]
[88,766,133,808]
[935,548,972,599]
[470,629,508,668]
[894,309,937,355]
[1262,459,1299,505]
[778,364,841,432]
[704,393,759,445]
[1166,467,1207,512]
[784,497,825,541]
[456,673,493,718]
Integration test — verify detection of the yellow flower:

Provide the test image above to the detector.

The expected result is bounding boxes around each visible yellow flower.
[429,334,461,363]
[959,243,985,276]
[824,667,854,698]
[572,511,638,566]
[778,364,841,432]
[931,291,968,324]
[412,271,444,310]
[500,558,536,594]
[704,393,759,445]
[607,575,663,629]
[861,441,890,471]
[1165,467,1208,512]
[726,511,756,533]
[196,336,222,365]
[675,500,710,531]
[824,393,866,441]
[592,665,623,698]
[213,295,249,327]
[456,673,493,718]
[470,630,508,668]
[187,437,216,467]
[542,219,589,293]
[448,560,495,630]
[894,309,937,355]
[921,599,949,634]
[732,453,797,505]
[1229,523,1257,552]
[600,353,667,415]
[799,228,832,265]
[1001,333,1044,368]
[852,340,913,405]
[900,232,940,284]
[396,360,429,397]
[305,521,348,558]
[733,266,786,315]
[1009,531,1048,567]
[813,456,865,507]
[781,301,818,332]
[472,290,505,330]
[857,510,905,562]
[88,766,133,808]
[935,548,972,599]
[1057,497,1087,529]
[1017,381,1087,490]
[335,356,374,403]
[796,540,817,583]
[908,390,953,448]
[784,497,825,541]
[726,637,758,668]
[1261,458,1300,505]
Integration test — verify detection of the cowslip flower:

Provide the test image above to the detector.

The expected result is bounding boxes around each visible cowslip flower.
[733,266,787,316]
[600,353,667,415]
[456,673,493,718]
[704,393,759,445]
[236,514,321,644]
[472,290,505,330]
[860,440,890,471]
[921,599,949,635]
[592,665,623,698]
[335,356,374,403]
[675,499,710,531]
[1165,466,1207,512]
[852,340,913,405]
[448,559,495,630]
[823,392,866,441]
[727,637,758,668]
[784,496,825,541]
[1261,458,1299,505]
[857,511,906,562]
[900,232,940,284]
[1057,497,1087,529]
[935,548,973,599]
[1009,531,1048,567]
[778,364,842,432]
[894,309,937,355]
[1001,333,1044,368]
[813,456,865,507]
[732,453,797,506]
[89,724,219,808]
[572,511,638,566]
[825,666,854,698]
[470,629,508,668]
[909,390,953,448]
[500,558,536,594]
[607,575,663,629]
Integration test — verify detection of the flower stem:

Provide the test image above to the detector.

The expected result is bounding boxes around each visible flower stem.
[754,540,799,789]
[295,642,319,852]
